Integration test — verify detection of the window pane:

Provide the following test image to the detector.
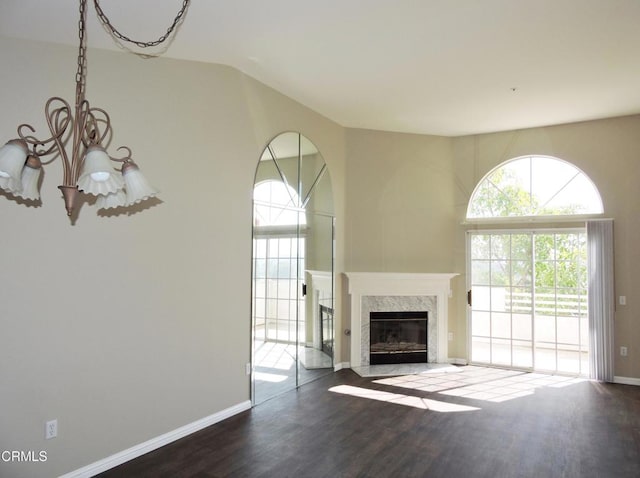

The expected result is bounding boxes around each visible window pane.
[557,315,580,345]
[471,337,490,363]
[512,313,532,341]
[535,287,556,316]
[254,259,266,279]
[512,340,533,368]
[535,314,556,343]
[471,234,491,259]
[472,311,490,337]
[535,241,553,264]
[491,260,510,286]
[511,260,531,287]
[511,287,532,314]
[255,238,267,257]
[278,237,291,257]
[267,279,278,298]
[491,338,511,365]
[255,279,266,298]
[490,287,509,312]
[491,235,510,260]
[467,156,603,219]
[472,286,491,311]
[472,260,490,285]
[535,346,556,371]
[511,234,532,260]
[535,261,555,287]
[491,312,511,339]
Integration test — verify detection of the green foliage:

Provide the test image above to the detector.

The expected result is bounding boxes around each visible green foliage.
[469,164,585,218]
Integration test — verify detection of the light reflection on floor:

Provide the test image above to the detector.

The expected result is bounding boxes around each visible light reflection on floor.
[329,385,481,412]
[373,365,587,403]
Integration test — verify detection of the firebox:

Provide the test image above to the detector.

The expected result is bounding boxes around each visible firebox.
[369,311,428,364]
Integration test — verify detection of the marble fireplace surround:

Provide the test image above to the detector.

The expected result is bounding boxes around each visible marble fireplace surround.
[345,273,458,367]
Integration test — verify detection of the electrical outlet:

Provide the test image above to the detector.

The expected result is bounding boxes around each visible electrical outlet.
[620,346,628,357]
[620,296,626,306]
[245,362,251,375]
[448,332,454,341]
[45,419,57,440]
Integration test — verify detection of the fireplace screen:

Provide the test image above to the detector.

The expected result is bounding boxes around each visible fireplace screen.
[369,311,428,364]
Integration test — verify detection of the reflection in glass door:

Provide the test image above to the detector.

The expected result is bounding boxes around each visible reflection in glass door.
[468,230,588,375]
[252,132,335,405]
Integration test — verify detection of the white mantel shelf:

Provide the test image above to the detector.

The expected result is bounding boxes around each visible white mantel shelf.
[344,272,459,366]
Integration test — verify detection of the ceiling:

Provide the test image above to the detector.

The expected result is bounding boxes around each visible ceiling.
[2,0,640,136]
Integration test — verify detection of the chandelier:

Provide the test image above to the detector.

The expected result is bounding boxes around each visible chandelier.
[0,0,189,221]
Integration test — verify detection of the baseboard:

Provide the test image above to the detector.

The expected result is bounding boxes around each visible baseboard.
[447,357,468,365]
[334,361,350,371]
[60,400,252,478]
[613,376,640,386]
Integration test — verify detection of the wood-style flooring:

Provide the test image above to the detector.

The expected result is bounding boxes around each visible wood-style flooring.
[97,367,640,478]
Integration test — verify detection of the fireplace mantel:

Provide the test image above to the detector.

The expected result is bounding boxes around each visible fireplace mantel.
[344,272,458,366]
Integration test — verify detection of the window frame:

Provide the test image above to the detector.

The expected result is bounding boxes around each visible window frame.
[465,155,604,224]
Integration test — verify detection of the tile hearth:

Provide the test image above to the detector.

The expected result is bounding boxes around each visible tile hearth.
[352,363,460,377]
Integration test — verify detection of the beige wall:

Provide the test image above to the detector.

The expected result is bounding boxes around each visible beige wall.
[452,116,640,378]
[344,129,463,357]
[0,36,345,478]
[2,33,640,478]
[344,117,640,375]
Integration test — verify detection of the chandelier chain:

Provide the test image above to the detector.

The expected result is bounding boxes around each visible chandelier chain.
[93,0,190,49]
[76,0,87,103]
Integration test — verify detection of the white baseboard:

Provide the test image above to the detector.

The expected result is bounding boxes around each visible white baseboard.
[614,376,640,386]
[447,357,468,365]
[60,400,252,478]
[334,361,350,371]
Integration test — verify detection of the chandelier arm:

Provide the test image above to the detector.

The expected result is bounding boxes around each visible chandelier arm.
[84,107,112,148]
[17,126,62,158]
[15,98,77,174]
[110,146,133,165]
[93,0,190,49]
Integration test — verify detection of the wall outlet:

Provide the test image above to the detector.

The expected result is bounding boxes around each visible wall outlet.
[619,296,626,305]
[45,419,57,440]
[245,362,251,375]
[448,332,454,341]
[620,346,628,357]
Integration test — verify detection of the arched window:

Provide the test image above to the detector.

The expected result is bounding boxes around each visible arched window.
[466,155,605,377]
[253,180,306,227]
[467,156,603,219]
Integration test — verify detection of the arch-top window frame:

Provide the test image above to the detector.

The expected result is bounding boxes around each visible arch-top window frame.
[466,155,603,222]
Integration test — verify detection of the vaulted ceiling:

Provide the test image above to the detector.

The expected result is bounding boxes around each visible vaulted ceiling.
[2,0,640,136]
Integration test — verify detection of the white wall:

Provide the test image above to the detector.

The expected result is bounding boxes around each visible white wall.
[0,36,345,478]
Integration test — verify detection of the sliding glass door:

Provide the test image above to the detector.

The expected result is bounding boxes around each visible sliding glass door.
[468,230,588,375]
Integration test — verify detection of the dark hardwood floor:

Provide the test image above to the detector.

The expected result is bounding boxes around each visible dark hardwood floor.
[97,368,640,478]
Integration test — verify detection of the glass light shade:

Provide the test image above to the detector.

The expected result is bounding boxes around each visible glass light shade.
[15,155,42,200]
[0,139,28,193]
[96,189,127,210]
[122,162,158,205]
[77,145,124,196]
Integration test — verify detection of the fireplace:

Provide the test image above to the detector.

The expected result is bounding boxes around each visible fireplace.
[369,311,428,364]
[344,272,459,366]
